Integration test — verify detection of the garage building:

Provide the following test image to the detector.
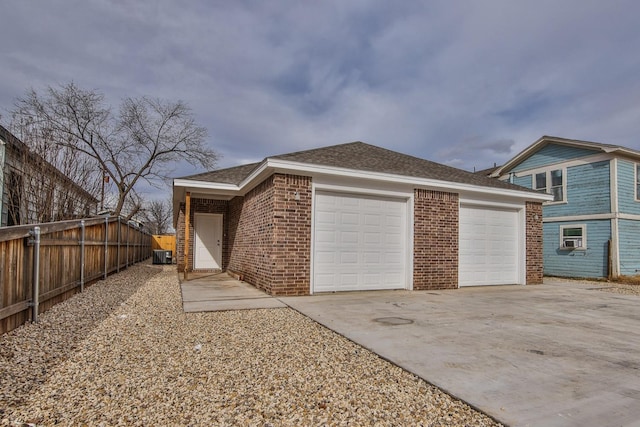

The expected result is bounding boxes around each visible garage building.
[173,142,551,295]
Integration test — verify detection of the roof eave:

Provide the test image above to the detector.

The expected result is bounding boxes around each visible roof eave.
[221,159,551,201]
[173,157,552,209]
[491,135,614,177]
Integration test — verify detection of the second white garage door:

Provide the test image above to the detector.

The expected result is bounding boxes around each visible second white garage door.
[459,205,521,286]
[313,192,408,292]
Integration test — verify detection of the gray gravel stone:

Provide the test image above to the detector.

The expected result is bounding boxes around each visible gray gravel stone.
[2,263,500,426]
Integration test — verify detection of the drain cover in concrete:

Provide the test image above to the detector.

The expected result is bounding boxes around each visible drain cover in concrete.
[374,317,413,325]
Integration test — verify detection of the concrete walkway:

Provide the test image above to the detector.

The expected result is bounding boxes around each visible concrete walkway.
[180,276,640,426]
[180,272,286,312]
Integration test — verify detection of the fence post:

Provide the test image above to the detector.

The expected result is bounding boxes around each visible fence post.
[104,216,109,279]
[30,226,41,322]
[127,223,130,267]
[117,218,121,273]
[80,220,85,292]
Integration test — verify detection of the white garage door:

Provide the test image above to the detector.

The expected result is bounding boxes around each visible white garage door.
[459,205,521,286]
[313,192,408,292]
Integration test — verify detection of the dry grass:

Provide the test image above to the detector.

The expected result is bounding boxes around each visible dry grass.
[615,275,640,286]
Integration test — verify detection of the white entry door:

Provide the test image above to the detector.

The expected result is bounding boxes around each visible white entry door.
[194,213,223,269]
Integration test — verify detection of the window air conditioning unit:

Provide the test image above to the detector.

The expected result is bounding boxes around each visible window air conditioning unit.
[563,239,581,248]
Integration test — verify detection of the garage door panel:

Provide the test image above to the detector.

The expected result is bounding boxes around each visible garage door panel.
[342,212,359,225]
[364,214,381,226]
[364,232,381,244]
[459,205,521,287]
[363,251,381,264]
[316,229,336,243]
[339,273,358,286]
[385,233,402,245]
[363,274,382,285]
[315,273,334,286]
[316,211,336,224]
[341,231,359,244]
[315,251,335,264]
[314,192,408,292]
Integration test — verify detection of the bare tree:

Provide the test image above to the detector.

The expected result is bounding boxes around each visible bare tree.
[141,198,173,235]
[12,82,217,219]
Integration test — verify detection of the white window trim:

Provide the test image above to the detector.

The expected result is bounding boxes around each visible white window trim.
[635,162,640,202]
[531,168,567,205]
[559,224,587,250]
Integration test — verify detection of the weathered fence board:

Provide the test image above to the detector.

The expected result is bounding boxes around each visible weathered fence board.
[0,216,151,334]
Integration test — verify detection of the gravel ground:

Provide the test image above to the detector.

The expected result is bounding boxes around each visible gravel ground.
[545,276,640,296]
[1,263,500,426]
[599,282,640,296]
[598,282,640,296]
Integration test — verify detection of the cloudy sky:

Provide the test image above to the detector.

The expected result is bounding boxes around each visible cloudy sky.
[1,0,639,199]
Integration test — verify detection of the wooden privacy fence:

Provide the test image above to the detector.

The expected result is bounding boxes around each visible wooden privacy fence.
[0,216,152,334]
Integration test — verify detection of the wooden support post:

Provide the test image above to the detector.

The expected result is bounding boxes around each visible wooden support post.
[184,191,191,281]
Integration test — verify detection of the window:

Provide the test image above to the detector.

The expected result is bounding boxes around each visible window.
[534,172,546,191]
[560,225,586,250]
[532,169,565,202]
[550,170,563,201]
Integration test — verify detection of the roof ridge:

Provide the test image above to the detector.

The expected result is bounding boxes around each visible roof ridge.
[539,135,621,149]
[269,141,366,160]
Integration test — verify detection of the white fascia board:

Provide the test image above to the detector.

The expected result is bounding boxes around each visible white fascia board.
[609,148,640,162]
[173,178,240,192]
[542,213,614,222]
[259,159,552,202]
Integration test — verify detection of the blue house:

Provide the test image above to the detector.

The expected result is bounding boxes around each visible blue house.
[490,135,640,279]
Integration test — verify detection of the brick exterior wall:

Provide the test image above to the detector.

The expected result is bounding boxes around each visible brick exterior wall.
[176,198,228,273]
[526,201,544,284]
[413,189,459,290]
[271,174,312,295]
[227,177,275,293]
[226,173,312,295]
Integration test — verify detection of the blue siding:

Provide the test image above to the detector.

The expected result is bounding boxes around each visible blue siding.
[617,159,640,215]
[511,143,600,172]
[618,219,640,275]
[517,161,611,218]
[543,220,610,278]
[550,161,610,217]
[513,175,532,188]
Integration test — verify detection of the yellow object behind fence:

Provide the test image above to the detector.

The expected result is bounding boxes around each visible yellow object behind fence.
[152,234,176,256]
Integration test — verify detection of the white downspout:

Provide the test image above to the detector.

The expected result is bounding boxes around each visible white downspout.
[610,158,620,278]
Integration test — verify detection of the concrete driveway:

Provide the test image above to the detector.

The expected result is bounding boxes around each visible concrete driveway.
[280,283,640,427]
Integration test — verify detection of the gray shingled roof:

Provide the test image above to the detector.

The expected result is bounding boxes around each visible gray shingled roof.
[179,141,538,193]
[181,162,261,185]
